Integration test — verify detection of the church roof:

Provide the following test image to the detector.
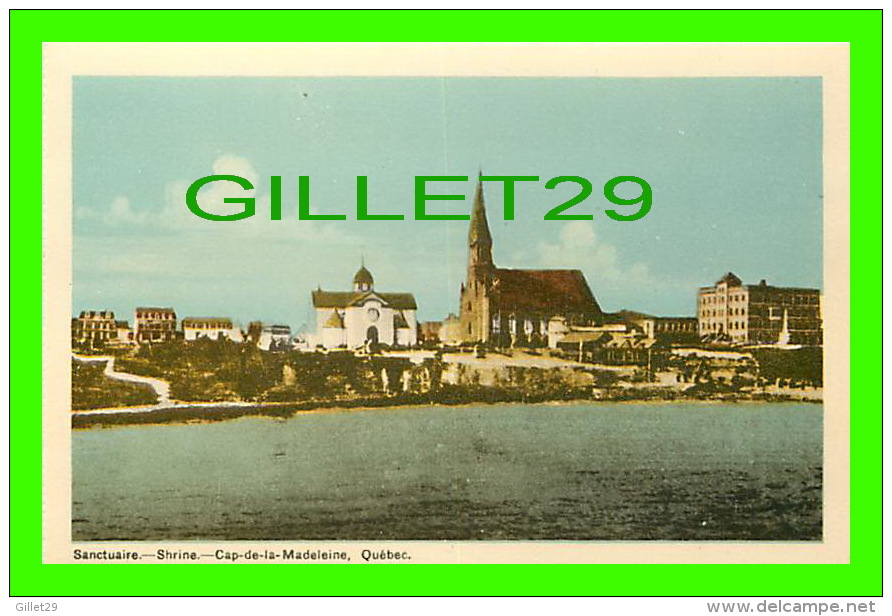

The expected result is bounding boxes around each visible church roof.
[323,310,345,328]
[393,312,410,329]
[468,179,492,246]
[491,268,601,315]
[312,290,417,310]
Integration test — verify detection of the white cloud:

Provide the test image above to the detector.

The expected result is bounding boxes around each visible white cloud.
[172,154,259,222]
[533,221,652,286]
[106,196,147,225]
[82,154,353,244]
[211,154,259,185]
[73,195,146,226]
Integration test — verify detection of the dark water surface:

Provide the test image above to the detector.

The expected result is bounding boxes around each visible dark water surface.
[72,402,822,540]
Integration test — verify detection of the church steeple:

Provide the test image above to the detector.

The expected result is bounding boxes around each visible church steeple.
[461,175,495,345]
[467,177,494,288]
[468,175,492,248]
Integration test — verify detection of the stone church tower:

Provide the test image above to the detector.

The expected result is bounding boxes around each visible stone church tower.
[459,180,494,343]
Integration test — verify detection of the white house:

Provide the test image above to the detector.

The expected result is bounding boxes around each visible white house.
[182,317,242,342]
[259,324,292,351]
[311,265,417,350]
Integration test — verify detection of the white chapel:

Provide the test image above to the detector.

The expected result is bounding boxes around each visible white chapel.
[311,265,418,350]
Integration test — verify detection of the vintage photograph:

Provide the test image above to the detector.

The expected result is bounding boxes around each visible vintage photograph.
[46,44,846,561]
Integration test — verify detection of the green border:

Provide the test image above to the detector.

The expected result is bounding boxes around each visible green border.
[10,9,881,597]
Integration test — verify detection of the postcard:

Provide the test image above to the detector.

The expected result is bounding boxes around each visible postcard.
[43,42,849,564]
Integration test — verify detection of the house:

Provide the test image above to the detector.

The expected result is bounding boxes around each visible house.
[547,318,627,349]
[418,321,442,345]
[259,324,292,351]
[555,328,665,367]
[71,310,117,347]
[134,307,177,343]
[115,320,134,345]
[611,310,699,345]
[182,317,241,342]
[439,313,463,346]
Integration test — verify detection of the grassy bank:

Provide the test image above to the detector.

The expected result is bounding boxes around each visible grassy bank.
[72,339,822,425]
[71,359,158,410]
[71,385,819,429]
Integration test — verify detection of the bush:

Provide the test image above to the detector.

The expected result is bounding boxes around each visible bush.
[752,347,823,386]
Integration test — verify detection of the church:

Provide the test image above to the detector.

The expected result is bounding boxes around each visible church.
[460,180,603,346]
[311,265,418,349]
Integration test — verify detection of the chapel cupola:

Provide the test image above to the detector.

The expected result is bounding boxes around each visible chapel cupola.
[353,264,375,292]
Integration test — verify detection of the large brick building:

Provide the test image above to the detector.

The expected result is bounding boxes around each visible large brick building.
[698,272,822,346]
[459,180,602,346]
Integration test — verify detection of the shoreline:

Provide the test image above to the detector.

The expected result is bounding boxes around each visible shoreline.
[71,389,823,429]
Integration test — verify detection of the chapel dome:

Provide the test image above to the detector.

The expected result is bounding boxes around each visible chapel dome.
[353,265,374,286]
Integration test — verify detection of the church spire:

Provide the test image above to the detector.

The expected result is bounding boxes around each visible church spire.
[468,175,492,247]
[467,175,494,286]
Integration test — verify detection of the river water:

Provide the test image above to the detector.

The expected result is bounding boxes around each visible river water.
[72,402,822,541]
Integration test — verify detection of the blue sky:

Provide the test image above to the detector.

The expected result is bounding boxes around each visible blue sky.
[73,77,822,329]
